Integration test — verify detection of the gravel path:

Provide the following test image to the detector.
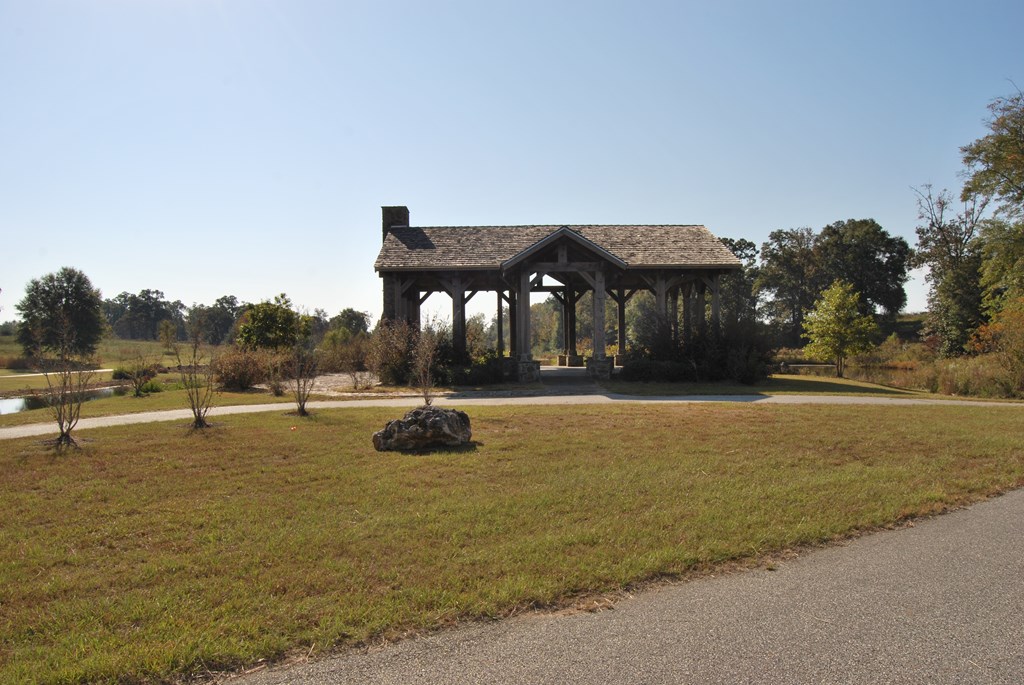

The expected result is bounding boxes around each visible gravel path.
[1,392,1021,441]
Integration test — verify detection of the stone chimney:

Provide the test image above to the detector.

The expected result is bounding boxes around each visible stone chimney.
[381,206,409,242]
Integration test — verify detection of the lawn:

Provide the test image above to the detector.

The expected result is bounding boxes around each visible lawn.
[2,402,1023,683]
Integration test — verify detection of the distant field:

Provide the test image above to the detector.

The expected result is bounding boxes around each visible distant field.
[2,402,1023,683]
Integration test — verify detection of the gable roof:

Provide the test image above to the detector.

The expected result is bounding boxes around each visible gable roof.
[375,224,741,271]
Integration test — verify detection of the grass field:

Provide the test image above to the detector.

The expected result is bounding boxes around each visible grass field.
[2,402,1023,683]
[599,373,934,397]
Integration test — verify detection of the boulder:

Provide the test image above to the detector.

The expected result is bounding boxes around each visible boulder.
[372,406,472,452]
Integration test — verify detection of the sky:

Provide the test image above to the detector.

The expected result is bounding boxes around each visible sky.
[2,0,1023,325]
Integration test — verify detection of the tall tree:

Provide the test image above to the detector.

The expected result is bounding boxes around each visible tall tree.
[802,280,879,378]
[718,237,761,326]
[815,219,911,318]
[961,89,1024,218]
[756,227,822,346]
[979,218,1024,312]
[913,185,988,356]
[16,267,104,358]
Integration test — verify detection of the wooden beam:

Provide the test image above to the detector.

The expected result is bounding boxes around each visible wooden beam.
[531,261,606,273]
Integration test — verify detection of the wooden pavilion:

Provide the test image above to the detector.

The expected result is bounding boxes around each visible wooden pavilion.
[374,206,741,381]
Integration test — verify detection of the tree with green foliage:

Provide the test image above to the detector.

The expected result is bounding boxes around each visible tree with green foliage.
[756,227,821,346]
[913,185,987,356]
[815,219,911,319]
[16,267,104,358]
[979,218,1024,313]
[330,308,371,337]
[961,89,1024,219]
[719,237,761,326]
[802,280,879,378]
[235,294,309,350]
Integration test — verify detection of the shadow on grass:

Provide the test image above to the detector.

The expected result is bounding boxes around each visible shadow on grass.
[599,374,922,398]
[393,441,481,456]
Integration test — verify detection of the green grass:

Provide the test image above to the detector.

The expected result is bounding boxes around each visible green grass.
[2,403,1023,683]
[600,373,944,397]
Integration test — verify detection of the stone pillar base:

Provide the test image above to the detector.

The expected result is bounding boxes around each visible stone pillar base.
[586,357,614,379]
[517,360,541,383]
[613,353,629,367]
[557,354,585,367]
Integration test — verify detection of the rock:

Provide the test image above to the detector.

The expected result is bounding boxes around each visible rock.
[372,406,472,452]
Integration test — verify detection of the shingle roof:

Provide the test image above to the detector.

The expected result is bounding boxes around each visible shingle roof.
[375,225,741,271]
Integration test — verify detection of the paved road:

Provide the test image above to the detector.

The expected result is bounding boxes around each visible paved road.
[2,393,1020,441]
[237,489,1024,685]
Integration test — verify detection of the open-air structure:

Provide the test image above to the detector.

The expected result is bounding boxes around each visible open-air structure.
[374,206,741,381]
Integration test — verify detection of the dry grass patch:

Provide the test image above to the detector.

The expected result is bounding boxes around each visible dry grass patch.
[1,403,1023,683]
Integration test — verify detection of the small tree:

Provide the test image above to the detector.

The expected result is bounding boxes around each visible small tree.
[175,318,216,429]
[412,322,443,405]
[290,324,319,417]
[30,312,95,450]
[123,352,159,397]
[158,319,177,352]
[802,280,879,378]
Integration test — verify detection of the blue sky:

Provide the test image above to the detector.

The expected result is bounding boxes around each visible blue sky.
[2,0,1022,323]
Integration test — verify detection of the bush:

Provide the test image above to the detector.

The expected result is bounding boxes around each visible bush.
[0,355,33,370]
[139,380,164,394]
[367,321,416,386]
[213,347,270,390]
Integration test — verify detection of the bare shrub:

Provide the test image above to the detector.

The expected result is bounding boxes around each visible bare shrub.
[41,356,94,451]
[290,340,319,416]
[175,324,216,429]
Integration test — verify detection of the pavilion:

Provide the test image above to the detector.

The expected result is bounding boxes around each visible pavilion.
[374,206,741,381]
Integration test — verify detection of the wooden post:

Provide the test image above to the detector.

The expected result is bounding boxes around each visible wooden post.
[711,274,721,332]
[682,282,692,347]
[592,270,606,359]
[496,290,504,357]
[568,286,578,356]
[451,275,466,358]
[617,288,627,354]
[697,281,708,338]
[560,289,570,355]
[518,269,532,361]
[509,290,518,358]
[669,287,679,344]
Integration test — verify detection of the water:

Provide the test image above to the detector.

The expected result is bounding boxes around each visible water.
[0,387,121,415]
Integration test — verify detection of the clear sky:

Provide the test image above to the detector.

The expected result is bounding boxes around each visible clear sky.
[2,0,1022,324]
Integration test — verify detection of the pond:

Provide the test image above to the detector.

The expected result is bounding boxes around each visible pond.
[0,387,123,415]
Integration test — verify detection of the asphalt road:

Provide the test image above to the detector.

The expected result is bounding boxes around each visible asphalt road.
[237,489,1024,685]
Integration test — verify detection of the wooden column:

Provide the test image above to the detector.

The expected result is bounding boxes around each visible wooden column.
[451,275,466,358]
[682,282,692,347]
[697,281,708,338]
[669,287,680,344]
[592,270,606,359]
[710,274,721,332]
[560,290,570,355]
[617,288,627,354]
[567,285,578,356]
[509,290,518,359]
[496,290,504,357]
[518,269,532,361]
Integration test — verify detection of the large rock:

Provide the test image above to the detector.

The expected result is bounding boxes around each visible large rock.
[372,406,472,452]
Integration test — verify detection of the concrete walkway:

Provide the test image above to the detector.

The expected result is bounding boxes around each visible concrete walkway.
[1,392,1021,441]
[237,488,1024,684]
